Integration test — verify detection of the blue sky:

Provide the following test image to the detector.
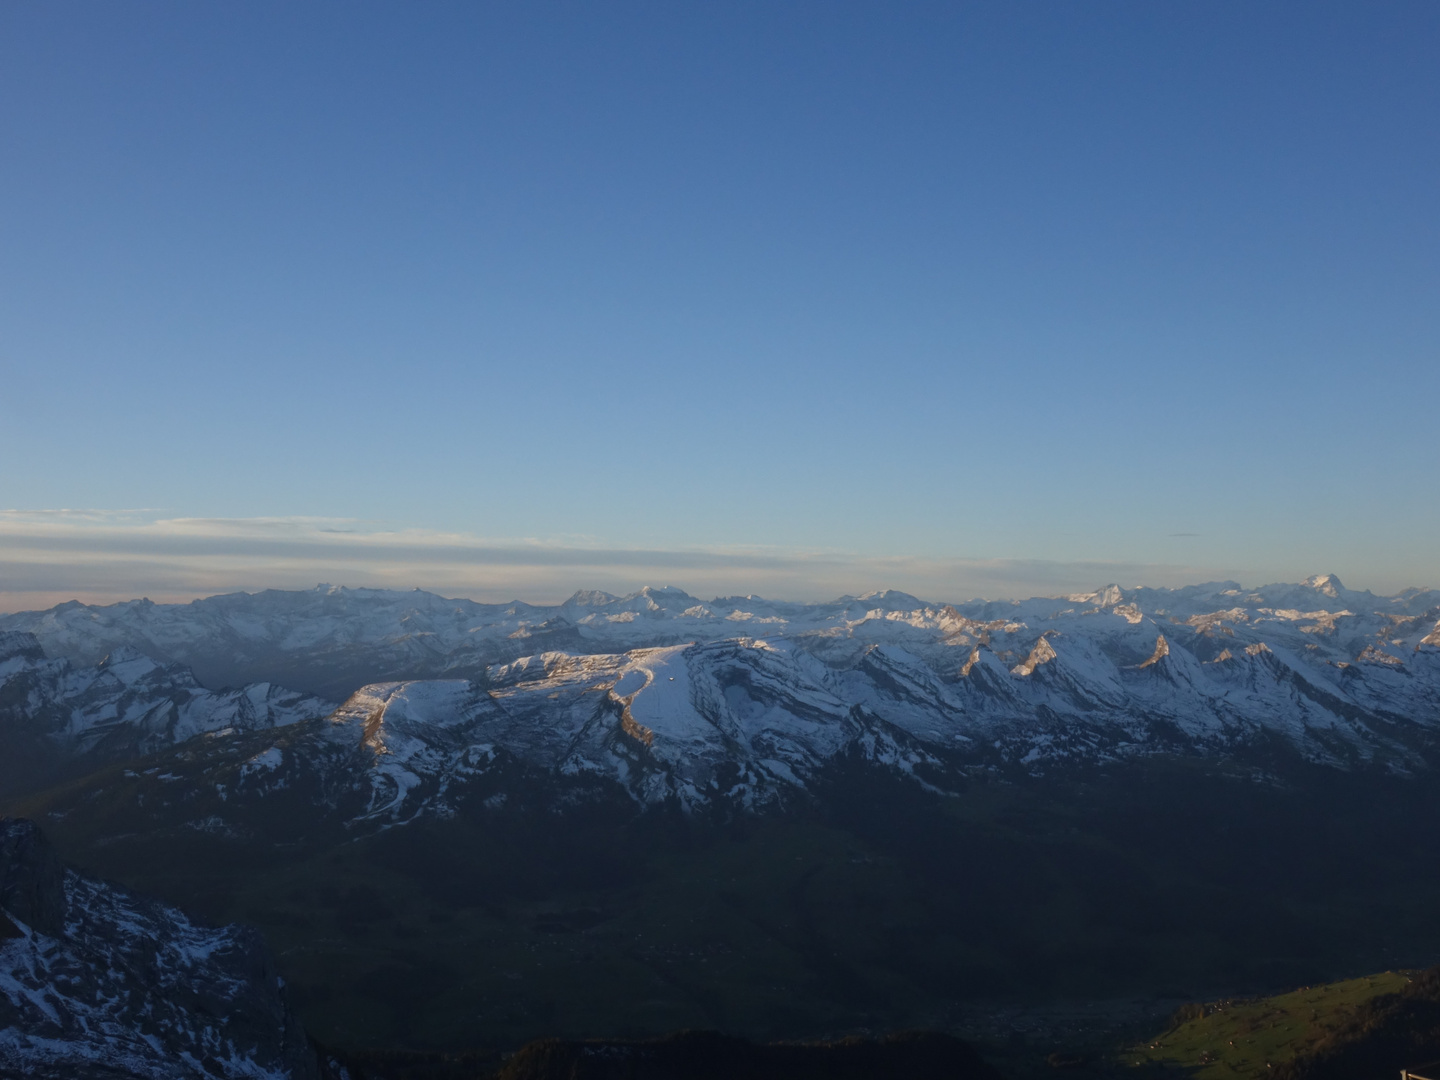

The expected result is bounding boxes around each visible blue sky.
[1,2,1437,606]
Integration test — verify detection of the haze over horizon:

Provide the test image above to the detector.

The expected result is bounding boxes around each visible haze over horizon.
[0,507,1427,615]
[2,2,1437,606]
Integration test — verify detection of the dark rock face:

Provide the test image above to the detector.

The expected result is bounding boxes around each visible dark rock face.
[0,818,322,1079]
[0,817,65,936]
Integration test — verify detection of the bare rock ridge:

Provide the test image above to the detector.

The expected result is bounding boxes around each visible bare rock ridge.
[0,818,320,1079]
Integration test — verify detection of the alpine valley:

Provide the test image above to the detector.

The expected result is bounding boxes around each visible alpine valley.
[2,577,1440,1059]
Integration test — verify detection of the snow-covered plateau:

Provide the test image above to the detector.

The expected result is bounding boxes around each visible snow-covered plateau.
[4,575,1438,820]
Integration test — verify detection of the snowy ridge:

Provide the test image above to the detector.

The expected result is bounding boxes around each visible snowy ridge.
[5,577,1440,818]
[4,578,1437,689]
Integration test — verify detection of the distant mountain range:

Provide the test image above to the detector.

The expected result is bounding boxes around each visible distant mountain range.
[6,579,1440,1052]
[1,576,1437,817]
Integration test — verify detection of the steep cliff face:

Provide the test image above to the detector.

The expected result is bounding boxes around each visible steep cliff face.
[0,818,322,1079]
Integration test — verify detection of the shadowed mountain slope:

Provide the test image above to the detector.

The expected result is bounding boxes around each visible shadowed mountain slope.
[0,818,323,1079]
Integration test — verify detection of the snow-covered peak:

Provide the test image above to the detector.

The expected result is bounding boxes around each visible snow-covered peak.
[1066,584,1127,608]
[1095,584,1126,608]
[855,589,928,610]
[562,589,620,609]
[1302,573,1346,598]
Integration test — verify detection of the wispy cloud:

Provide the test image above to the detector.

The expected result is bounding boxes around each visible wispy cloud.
[0,509,1241,612]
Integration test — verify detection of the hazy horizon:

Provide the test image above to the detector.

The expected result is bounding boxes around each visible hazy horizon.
[0,507,1427,615]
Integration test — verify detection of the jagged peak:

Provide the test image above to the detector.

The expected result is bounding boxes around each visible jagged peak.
[1011,636,1058,676]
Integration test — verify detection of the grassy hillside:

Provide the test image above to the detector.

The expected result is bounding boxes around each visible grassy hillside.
[1124,971,1416,1080]
[1271,966,1440,1080]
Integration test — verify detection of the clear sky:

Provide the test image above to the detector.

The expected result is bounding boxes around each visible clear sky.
[1,1,1437,607]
